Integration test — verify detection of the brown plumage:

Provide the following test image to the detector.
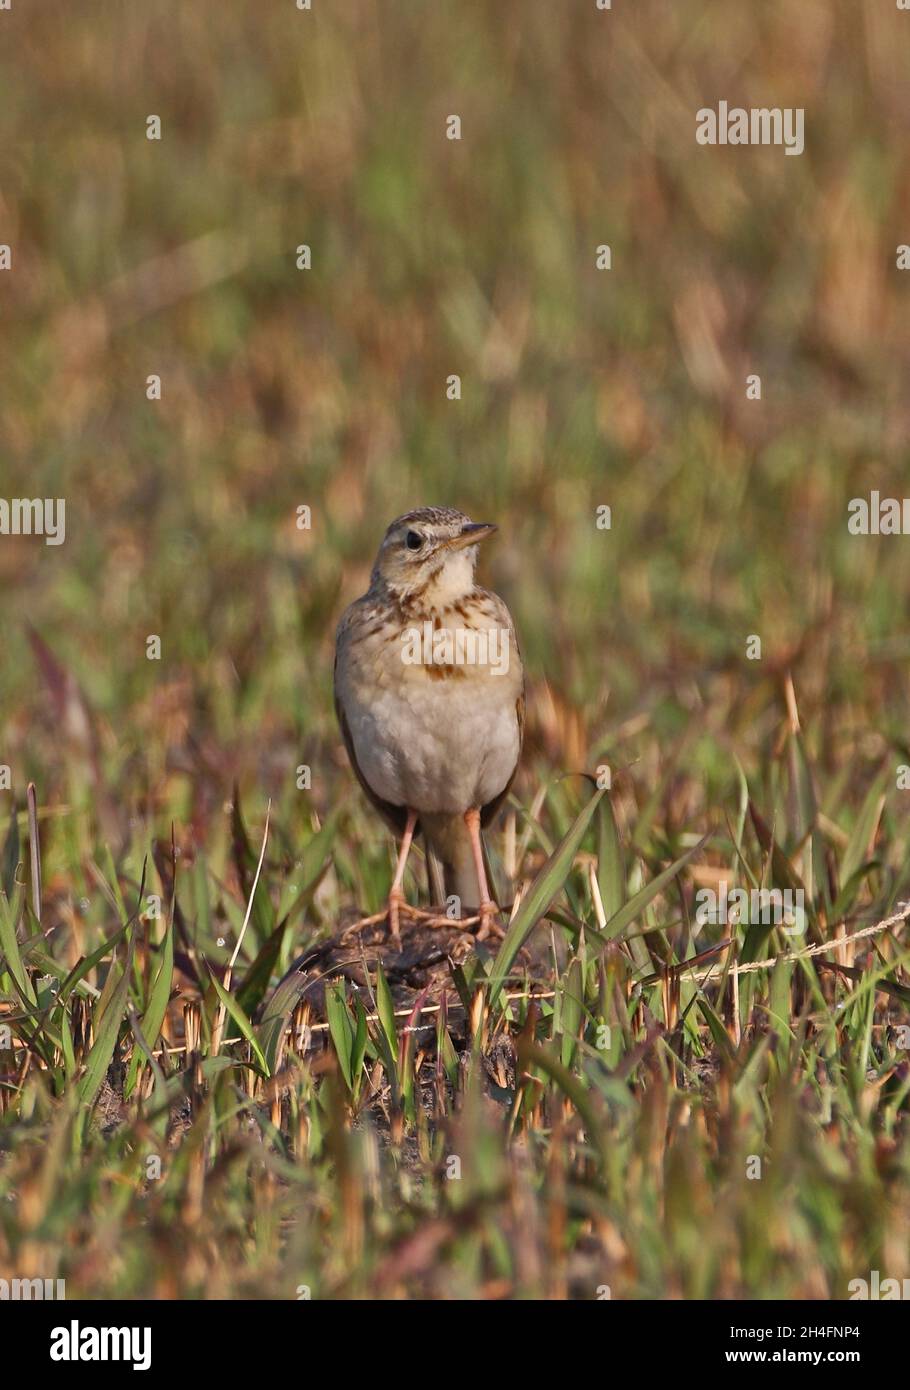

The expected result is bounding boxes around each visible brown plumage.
[334,507,524,938]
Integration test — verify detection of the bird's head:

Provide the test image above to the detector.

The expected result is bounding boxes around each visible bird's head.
[370,507,497,608]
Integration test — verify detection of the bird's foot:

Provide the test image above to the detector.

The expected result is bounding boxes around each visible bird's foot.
[476,900,504,941]
[387,893,442,942]
[402,903,447,923]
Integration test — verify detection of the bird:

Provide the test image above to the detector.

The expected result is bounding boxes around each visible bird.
[334,506,524,941]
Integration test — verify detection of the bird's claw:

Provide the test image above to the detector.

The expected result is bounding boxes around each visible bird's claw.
[476,901,504,941]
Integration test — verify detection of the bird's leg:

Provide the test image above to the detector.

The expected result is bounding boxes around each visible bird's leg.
[387,809,418,945]
[464,807,501,940]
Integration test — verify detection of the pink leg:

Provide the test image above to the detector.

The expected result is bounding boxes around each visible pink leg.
[464,808,500,940]
[388,810,418,945]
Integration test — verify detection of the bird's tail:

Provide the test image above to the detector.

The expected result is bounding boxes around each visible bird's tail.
[421,813,483,913]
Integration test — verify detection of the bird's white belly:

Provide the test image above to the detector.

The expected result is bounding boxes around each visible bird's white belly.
[346,671,519,814]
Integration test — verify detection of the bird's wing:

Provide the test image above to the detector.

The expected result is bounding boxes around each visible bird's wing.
[478,586,525,829]
[481,686,524,827]
[333,646,410,837]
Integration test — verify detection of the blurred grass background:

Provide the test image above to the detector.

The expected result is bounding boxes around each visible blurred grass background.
[1,0,909,819]
[3,0,910,1303]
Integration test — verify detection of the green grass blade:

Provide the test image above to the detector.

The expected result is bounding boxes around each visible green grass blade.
[208,967,269,1075]
[488,788,604,1007]
[77,939,132,1107]
[601,835,708,943]
[597,793,625,921]
[124,911,174,1098]
[0,884,35,1005]
[325,981,354,1089]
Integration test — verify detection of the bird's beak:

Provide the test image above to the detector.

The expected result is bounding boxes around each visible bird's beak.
[449,522,498,550]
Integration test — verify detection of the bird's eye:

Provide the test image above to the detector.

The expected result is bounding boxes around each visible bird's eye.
[405,530,423,551]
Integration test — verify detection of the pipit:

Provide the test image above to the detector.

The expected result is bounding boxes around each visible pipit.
[334,507,524,941]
